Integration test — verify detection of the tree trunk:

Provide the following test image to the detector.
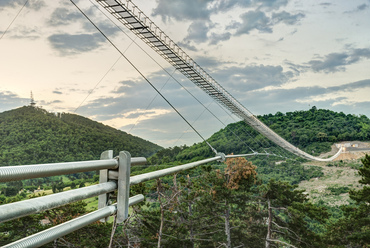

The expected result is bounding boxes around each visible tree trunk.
[187,175,194,248]
[265,199,272,248]
[224,200,231,248]
[157,179,164,248]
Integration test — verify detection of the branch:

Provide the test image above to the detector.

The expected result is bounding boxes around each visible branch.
[272,221,300,239]
[270,207,287,210]
[266,239,298,248]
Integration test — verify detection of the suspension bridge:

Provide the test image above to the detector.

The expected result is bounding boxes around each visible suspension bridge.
[0,0,346,246]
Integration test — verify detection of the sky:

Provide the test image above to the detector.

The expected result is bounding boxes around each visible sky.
[1,0,370,148]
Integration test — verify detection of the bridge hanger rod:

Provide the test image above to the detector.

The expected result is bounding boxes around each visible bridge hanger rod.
[96,0,341,161]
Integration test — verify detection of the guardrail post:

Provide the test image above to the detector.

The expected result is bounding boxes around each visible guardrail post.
[98,150,113,222]
[117,151,131,223]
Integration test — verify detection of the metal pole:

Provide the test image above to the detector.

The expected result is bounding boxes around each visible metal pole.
[98,150,113,222]
[0,181,117,223]
[2,195,144,248]
[117,151,131,223]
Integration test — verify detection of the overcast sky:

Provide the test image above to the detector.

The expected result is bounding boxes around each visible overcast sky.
[1,0,370,148]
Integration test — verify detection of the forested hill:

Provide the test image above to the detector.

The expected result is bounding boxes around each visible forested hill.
[0,106,162,166]
[150,107,370,164]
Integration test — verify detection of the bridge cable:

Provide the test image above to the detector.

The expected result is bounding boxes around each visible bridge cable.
[74,33,140,113]
[88,0,286,158]
[70,0,218,155]
[87,0,272,155]
[0,0,29,41]
[128,68,177,134]
[172,101,257,154]
[74,55,121,113]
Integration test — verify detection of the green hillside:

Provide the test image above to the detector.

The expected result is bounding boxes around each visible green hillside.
[151,107,370,164]
[0,106,162,166]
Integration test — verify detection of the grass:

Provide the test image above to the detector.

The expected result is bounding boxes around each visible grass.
[298,159,362,206]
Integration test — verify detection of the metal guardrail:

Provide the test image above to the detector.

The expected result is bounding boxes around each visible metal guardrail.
[0,150,225,247]
[2,195,144,248]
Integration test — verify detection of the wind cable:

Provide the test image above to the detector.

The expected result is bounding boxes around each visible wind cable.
[172,101,213,147]
[89,0,259,153]
[91,0,298,160]
[90,0,272,157]
[210,99,270,154]
[128,68,177,134]
[74,55,122,113]
[70,0,218,155]
[89,0,285,159]
[74,28,139,113]
[0,0,29,41]
[172,101,257,154]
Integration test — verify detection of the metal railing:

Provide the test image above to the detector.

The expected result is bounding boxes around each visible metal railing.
[0,150,225,247]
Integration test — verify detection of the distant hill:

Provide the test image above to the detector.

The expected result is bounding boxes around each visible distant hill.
[150,107,370,164]
[0,106,162,166]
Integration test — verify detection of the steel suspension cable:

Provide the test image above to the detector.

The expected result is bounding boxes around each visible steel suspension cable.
[128,68,177,134]
[88,0,267,155]
[0,0,29,41]
[70,0,218,154]
[88,0,288,159]
[74,55,122,113]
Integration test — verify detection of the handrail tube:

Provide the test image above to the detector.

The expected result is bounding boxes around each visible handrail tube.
[2,195,144,248]
[225,153,269,158]
[0,157,146,183]
[0,159,118,183]
[131,157,147,165]
[0,181,117,223]
[108,156,222,184]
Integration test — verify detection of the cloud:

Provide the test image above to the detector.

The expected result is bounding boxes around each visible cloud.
[47,7,83,26]
[308,53,349,73]
[152,0,213,22]
[0,0,45,10]
[328,79,370,92]
[0,0,21,8]
[6,26,40,40]
[177,41,198,51]
[194,56,224,70]
[306,48,370,73]
[236,79,370,116]
[229,9,304,36]
[209,32,232,45]
[209,0,253,11]
[152,0,303,46]
[27,0,45,10]
[257,0,288,11]
[48,33,106,55]
[271,11,305,25]
[232,10,273,35]
[152,0,289,24]
[214,64,294,91]
[184,21,210,43]
[357,4,369,11]
[0,91,28,112]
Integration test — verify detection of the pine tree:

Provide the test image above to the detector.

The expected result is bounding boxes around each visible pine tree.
[326,154,370,247]
[262,179,328,248]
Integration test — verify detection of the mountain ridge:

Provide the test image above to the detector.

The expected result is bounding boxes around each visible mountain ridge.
[0,106,162,166]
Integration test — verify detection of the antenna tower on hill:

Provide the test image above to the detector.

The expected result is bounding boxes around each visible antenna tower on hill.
[30,91,36,107]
